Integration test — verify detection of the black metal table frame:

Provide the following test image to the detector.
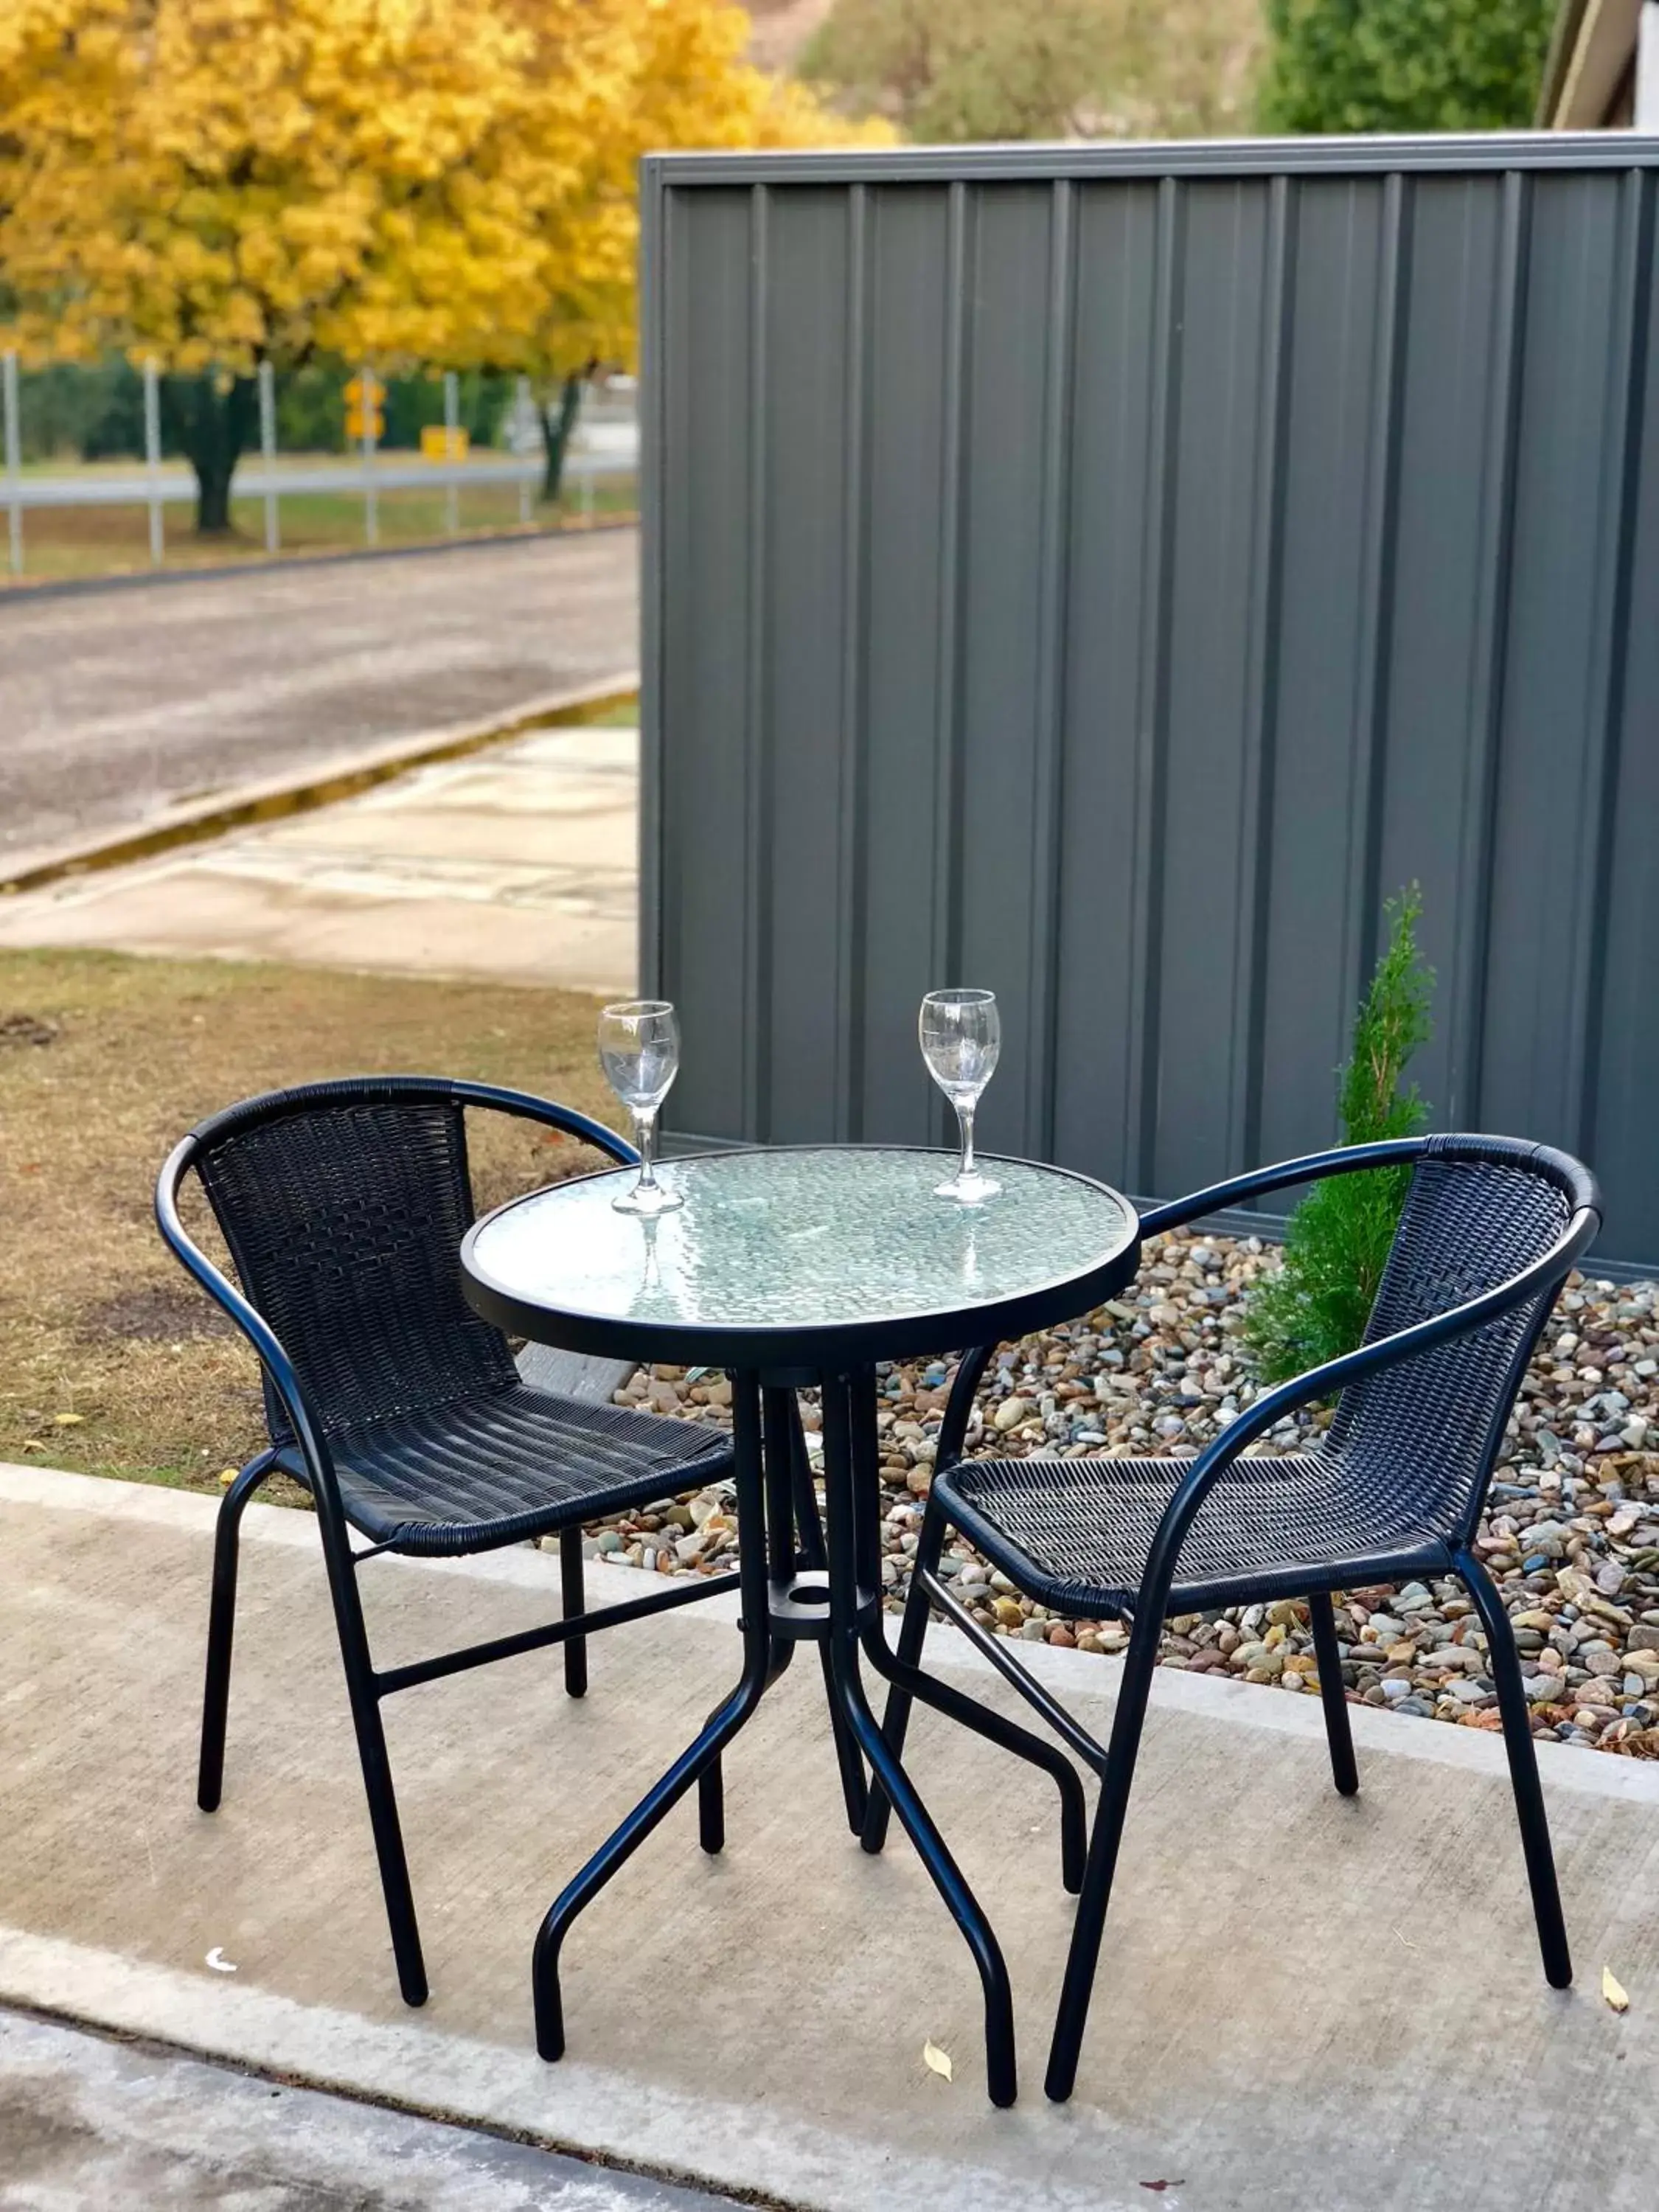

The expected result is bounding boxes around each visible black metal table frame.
[461,1147,1140,2108]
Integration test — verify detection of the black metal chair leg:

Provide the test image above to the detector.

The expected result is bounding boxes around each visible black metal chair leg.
[860,1499,944,1854]
[1453,1545,1572,1989]
[559,1527,588,1699]
[198,1453,276,1812]
[318,1532,428,2008]
[698,1637,799,1854]
[1044,1615,1160,2104]
[1307,1591,1359,1797]
[827,1624,1018,2107]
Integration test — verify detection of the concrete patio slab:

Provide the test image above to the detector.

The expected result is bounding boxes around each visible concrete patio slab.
[0,726,639,995]
[0,2005,745,2208]
[0,1460,1655,2212]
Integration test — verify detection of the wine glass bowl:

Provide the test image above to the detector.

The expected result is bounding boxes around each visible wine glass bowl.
[919,988,1001,1203]
[598,1000,684,1214]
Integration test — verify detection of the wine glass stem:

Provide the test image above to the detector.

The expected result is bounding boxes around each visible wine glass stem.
[633,1109,659,1192]
[956,1104,976,1186]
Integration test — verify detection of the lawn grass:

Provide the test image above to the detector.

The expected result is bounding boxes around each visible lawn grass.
[1,473,638,587]
[0,950,621,1500]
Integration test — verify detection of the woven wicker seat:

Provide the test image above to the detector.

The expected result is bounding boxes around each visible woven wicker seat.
[861,1133,1601,2103]
[940,1453,1453,1616]
[157,1075,739,2010]
[272,1388,730,1558]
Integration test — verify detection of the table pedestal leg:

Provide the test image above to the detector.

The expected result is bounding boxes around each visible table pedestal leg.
[818,1371,1018,2108]
[533,1368,772,2059]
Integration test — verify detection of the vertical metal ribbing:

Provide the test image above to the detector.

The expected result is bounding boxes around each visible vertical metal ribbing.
[1346,170,1411,1030]
[1023,178,1078,1162]
[1125,175,1184,1195]
[743,185,773,1141]
[928,181,971,1145]
[637,164,669,1003]
[1231,173,1295,1176]
[836,185,872,1141]
[1452,169,1530,1129]
[1573,167,1655,1161]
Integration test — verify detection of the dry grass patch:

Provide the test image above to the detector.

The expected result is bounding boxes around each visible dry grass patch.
[0,949,619,1495]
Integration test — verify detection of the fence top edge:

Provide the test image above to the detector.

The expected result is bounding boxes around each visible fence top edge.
[644,130,1659,191]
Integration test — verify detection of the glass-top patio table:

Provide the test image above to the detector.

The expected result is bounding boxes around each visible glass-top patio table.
[461,1144,1140,2105]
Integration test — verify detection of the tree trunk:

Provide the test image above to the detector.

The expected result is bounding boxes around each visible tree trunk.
[538,373,587,504]
[160,372,258,536]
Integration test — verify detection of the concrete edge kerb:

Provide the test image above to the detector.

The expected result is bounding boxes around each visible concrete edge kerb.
[0,673,640,897]
[4,1460,1655,1808]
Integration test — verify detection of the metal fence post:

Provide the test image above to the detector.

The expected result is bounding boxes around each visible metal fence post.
[258,359,279,554]
[518,375,533,524]
[362,364,378,546]
[3,351,21,577]
[143,359,164,566]
[444,370,460,537]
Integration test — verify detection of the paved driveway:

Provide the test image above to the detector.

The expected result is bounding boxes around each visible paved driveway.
[0,530,639,863]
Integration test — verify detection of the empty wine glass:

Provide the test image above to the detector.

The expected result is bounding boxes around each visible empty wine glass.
[919,988,1001,1202]
[598,1000,684,1215]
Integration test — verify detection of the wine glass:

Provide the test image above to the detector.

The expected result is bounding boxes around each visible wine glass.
[919,988,1001,1202]
[597,1000,684,1215]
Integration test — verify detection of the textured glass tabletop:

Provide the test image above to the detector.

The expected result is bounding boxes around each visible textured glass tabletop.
[465,1147,1134,1345]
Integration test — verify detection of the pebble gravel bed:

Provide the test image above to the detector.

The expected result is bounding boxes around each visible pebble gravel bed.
[571,1231,1659,1757]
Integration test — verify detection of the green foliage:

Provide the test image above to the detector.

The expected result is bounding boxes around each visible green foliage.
[801,0,1264,144]
[1242,888,1435,1384]
[1259,0,1557,133]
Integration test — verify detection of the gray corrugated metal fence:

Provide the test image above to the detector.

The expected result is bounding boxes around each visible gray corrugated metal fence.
[639,134,1659,1267]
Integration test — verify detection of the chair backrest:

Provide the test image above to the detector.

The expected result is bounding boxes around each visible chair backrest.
[1325,1135,1597,1543]
[189,1082,521,1445]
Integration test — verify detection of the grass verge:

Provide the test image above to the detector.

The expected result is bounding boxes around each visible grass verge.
[0,949,621,1498]
[0,477,637,588]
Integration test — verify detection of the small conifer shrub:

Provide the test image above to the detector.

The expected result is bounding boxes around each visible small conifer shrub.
[1241,886,1435,1385]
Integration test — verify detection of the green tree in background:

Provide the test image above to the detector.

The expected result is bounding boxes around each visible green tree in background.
[1241,888,1435,1384]
[1260,0,1557,133]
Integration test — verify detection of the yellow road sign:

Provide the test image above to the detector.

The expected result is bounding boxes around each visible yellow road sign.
[420,425,470,461]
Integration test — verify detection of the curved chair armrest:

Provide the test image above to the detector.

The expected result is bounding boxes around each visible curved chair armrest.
[445,1079,639,1167]
[153,1136,344,1514]
[1137,1137,1431,1240]
[1127,1194,1599,1632]
[935,1343,998,1472]
[937,1141,1434,1470]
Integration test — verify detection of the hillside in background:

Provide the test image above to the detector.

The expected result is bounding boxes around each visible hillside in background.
[743,0,1267,141]
[745,0,838,72]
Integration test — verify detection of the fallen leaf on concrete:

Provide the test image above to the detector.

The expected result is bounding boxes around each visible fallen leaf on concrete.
[52,1412,85,1427]
[205,1948,237,1975]
[921,2040,953,2081]
[1602,1966,1630,2013]
[1139,2185,1185,2194]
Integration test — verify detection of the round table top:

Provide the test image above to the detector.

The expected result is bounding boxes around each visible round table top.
[460,1144,1139,1369]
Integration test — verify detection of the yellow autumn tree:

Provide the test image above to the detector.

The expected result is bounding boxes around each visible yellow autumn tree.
[490,0,891,498]
[0,0,880,530]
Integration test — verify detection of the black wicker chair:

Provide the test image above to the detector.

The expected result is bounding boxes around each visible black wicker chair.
[156,1076,738,2008]
[860,1133,1601,2102]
